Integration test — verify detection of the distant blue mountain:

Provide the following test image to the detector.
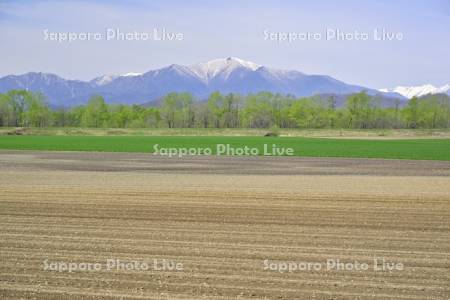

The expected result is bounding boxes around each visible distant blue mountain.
[0,57,405,107]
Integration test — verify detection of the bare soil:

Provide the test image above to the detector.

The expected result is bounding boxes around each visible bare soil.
[0,151,449,299]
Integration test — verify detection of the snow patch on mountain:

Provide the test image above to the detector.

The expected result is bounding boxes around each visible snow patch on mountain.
[91,74,119,86]
[190,57,261,82]
[380,84,450,98]
[122,72,143,77]
[91,72,143,85]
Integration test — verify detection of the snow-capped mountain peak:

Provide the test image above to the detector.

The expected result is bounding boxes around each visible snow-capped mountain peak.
[380,84,450,98]
[190,57,261,81]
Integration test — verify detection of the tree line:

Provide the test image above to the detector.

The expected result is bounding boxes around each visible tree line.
[0,89,449,129]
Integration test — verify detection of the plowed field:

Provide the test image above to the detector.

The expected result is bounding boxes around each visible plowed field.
[1,151,449,299]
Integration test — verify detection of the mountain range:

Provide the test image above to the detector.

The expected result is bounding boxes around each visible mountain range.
[0,57,406,107]
[380,84,450,99]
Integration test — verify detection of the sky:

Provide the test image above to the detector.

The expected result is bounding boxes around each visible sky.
[0,0,449,89]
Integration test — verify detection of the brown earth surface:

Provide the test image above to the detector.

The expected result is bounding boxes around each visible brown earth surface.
[0,150,449,299]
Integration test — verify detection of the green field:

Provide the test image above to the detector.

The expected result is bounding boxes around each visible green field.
[0,135,449,160]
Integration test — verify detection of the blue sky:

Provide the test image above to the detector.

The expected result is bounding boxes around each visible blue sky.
[0,0,449,88]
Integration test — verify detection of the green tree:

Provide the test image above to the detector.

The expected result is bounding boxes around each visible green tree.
[289,98,328,128]
[345,91,372,129]
[402,96,419,128]
[1,90,50,127]
[242,93,276,128]
[22,92,50,127]
[207,92,226,128]
[161,92,193,128]
[0,93,15,127]
[81,95,109,127]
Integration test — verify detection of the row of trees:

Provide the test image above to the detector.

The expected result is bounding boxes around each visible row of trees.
[1,90,449,129]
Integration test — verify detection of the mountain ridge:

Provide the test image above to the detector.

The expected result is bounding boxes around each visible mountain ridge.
[380,84,450,99]
[0,57,405,106]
